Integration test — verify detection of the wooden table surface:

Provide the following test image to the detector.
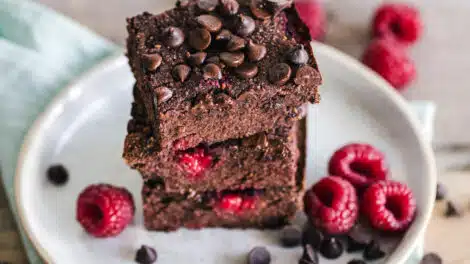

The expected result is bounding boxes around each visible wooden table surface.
[3,0,470,263]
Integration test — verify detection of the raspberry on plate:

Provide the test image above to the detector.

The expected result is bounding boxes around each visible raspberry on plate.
[76,184,135,238]
[304,176,358,234]
[295,0,326,41]
[372,3,422,45]
[362,181,416,232]
[328,143,389,188]
[362,38,416,90]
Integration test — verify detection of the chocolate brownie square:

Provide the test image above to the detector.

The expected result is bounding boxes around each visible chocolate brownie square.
[123,86,305,192]
[126,0,321,150]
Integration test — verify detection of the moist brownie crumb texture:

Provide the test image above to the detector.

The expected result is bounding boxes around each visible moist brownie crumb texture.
[123,0,321,231]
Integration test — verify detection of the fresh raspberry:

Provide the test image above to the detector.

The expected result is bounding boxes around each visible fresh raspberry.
[362,181,416,232]
[218,193,256,213]
[295,0,326,41]
[328,143,389,189]
[362,38,416,90]
[178,147,213,179]
[76,184,134,238]
[372,3,422,45]
[304,176,358,234]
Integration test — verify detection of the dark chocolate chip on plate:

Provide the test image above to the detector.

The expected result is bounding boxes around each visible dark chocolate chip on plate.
[203,63,222,80]
[319,237,343,259]
[142,53,162,71]
[294,65,319,86]
[299,244,318,264]
[287,45,309,65]
[346,234,368,253]
[163,26,185,48]
[47,164,69,186]
[247,246,271,264]
[196,15,222,33]
[280,225,302,248]
[172,64,191,82]
[348,259,366,264]
[435,182,447,201]
[220,52,245,67]
[189,28,212,51]
[268,63,292,85]
[220,0,240,15]
[187,52,207,66]
[420,252,442,264]
[247,40,267,62]
[363,240,385,261]
[445,200,461,217]
[135,245,157,264]
[234,14,256,37]
[216,29,232,41]
[197,0,219,12]
[235,63,258,79]
[302,226,323,249]
[154,87,173,104]
[227,35,246,51]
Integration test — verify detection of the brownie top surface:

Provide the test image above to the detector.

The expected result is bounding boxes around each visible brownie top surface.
[127,0,321,112]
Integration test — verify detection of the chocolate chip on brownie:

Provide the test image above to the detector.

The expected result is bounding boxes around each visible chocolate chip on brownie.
[196,15,223,32]
[142,53,162,71]
[220,52,245,67]
[197,0,218,12]
[163,26,185,48]
[47,164,69,186]
[220,0,239,15]
[250,1,272,20]
[287,45,309,65]
[363,240,385,261]
[269,63,292,85]
[247,40,267,62]
[135,245,157,264]
[203,63,222,80]
[319,237,343,259]
[235,63,258,79]
[154,87,173,104]
[187,52,207,66]
[247,246,271,264]
[216,29,233,41]
[280,225,302,247]
[299,244,318,264]
[189,28,212,50]
[227,35,246,51]
[234,14,256,36]
[172,64,191,82]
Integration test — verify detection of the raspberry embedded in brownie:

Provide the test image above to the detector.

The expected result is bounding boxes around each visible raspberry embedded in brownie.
[126,0,321,150]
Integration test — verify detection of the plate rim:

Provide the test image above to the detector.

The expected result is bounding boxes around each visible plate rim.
[14,42,437,264]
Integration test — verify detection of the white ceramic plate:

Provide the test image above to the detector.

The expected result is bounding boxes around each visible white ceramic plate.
[15,42,436,264]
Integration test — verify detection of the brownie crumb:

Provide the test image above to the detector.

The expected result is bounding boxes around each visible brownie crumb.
[46,164,69,186]
[445,200,461,217]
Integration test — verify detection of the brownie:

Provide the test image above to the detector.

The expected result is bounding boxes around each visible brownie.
[142,178,303,231]
[126,0,322,150]
[124,86,304,192]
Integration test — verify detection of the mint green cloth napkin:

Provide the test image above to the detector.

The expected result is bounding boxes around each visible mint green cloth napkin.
[0,0,119,262]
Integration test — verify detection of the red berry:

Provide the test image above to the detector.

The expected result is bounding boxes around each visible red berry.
[76,184,134,238]
[218,193,256,213]
[178,147,213,179]
[362,38,416,90]
[372,4,422,45]
[304,176,358,235]
[362,181,416,232]
[295,0,326,41]
[328,143,389,189]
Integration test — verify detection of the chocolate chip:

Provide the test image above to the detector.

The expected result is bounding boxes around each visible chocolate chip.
[196,15,222,33]
[302,226,323,249]
[234,14,256,36]
[172,64,191,82]
[220,0,240,15]
[163,26,185,48]
[445,200,461,217]
[206,56,220,64]
[348,259,366,264]
[197,0,218,11]
[247,246,271,264]
[299,244,318,264]
[268,63,291,85]
[265,0,293,15]
[227,35,246,51]
[294,65,319,86]
[319,237,343,259]
[135,245,157,264]
[235,63,258,79]
[154,87,173,104]
[220,52,245,67]
[287,45,309,65]
[346,235,368,253]
[142,53,162,71]
[279,225,302,248]
[216,29,232,41]
[176,0,190,8]
[436,182,447,201]
[247,40,267,62]
[187,52,207,66]
[363,240,385,261]
[47,165,69,186]
[189,28,212,51]
[420,253,442,264]
[203,63,222,80]
[250,1,271,20]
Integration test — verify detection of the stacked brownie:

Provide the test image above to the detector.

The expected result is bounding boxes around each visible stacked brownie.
[123,0,322,231]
